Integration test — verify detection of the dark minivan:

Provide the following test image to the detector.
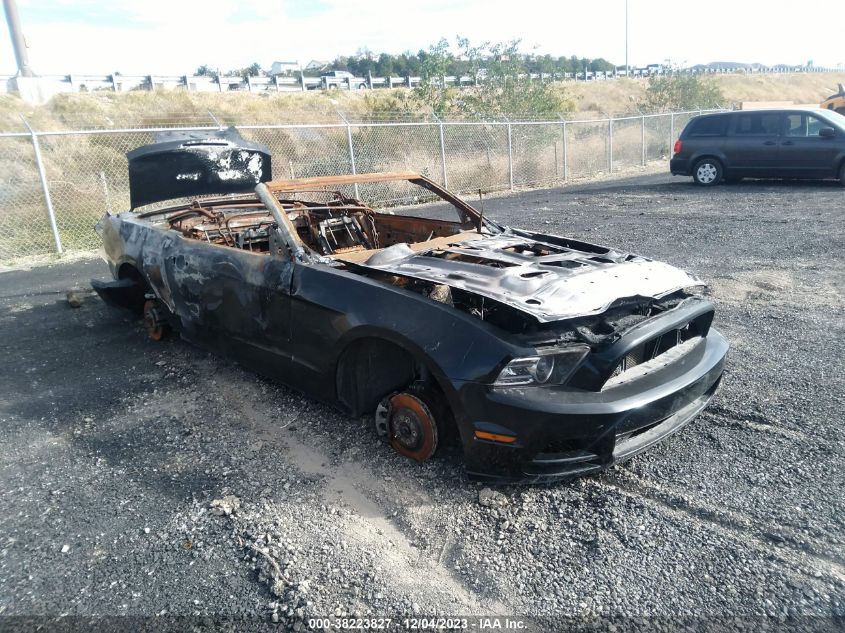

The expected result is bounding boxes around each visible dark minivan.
[670,108,845,186]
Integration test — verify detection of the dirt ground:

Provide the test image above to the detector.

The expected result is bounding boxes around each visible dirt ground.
[0,173,843,631]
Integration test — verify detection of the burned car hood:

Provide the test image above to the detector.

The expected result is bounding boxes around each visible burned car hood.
[356,230,703,323]
[127,127,271,209]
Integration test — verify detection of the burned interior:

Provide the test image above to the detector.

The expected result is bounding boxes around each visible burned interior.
[139,173,709,345]
[93,130,728,482]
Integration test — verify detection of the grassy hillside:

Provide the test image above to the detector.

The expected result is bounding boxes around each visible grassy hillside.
[713,72,844,105]
[1,72,844,132]
[562,72,845,115]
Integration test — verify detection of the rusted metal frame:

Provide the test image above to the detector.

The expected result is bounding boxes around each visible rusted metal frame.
[266,172,482,227]
[266,171,421,192]
[21,116,63,254]
[255,183,309,262]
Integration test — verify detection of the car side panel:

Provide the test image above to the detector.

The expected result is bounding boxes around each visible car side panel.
[103,215,297,381]
[285,263,524,411]
[778,137,843,177]
[722,116,782,175]
[160,236,294,376]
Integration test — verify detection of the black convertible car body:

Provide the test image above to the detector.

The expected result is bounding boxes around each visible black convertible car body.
[93,129,728,482]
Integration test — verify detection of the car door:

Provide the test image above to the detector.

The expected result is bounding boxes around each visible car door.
[162,232,295,380]
[779,113,840,177]
[723,111,783,175]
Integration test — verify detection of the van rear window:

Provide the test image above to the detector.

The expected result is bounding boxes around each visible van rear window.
[688,116,728,137]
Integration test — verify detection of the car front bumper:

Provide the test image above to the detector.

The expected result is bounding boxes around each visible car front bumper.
[454,329,728,483]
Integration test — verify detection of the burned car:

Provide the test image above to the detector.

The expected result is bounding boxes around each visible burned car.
[93,129,728,483]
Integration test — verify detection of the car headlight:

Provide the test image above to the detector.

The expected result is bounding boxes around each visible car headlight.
[494,345,590,387]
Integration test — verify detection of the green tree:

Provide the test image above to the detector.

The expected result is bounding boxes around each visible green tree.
[234,63,263,78]
[641,74,724,112]
[375,53,395,77]
[589,58,615,72]
[415,38,453,113]
[452,37,567,118]
[195,64,214,76]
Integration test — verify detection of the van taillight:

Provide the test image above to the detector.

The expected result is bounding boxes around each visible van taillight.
[673,139,683,155]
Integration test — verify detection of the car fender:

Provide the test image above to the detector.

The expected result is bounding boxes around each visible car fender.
[332,325,466,415]
[688,150,731,171]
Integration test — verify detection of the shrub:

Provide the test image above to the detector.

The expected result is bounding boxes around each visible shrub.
[641,74,724,112]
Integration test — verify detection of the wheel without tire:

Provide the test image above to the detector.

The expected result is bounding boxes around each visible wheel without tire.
[387,391,439,462]
[143,299,169,341]
[692,158,723,186]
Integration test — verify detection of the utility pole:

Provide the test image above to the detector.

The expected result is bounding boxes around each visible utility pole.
[3,0,34,77]
[625,0,629,77]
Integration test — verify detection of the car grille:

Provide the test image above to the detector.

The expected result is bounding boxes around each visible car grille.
[606,323,701,385]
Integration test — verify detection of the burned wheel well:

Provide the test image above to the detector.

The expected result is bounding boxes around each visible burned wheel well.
[335,337,451,420]
[116,263,150,313]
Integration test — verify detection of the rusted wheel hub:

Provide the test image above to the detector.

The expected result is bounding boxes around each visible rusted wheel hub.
[388,392,438,462]
[143,299,167,341]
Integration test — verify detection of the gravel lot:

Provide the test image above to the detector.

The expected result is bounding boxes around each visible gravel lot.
[0,174,843,630]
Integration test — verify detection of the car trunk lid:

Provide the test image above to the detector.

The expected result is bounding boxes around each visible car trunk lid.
[126,127,272,209]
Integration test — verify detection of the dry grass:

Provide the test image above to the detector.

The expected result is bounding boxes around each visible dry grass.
[2,73,844,133]
[713,72,845,106]
[1,72,842,262]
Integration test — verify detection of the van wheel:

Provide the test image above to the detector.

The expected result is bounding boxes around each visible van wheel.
[692,159,723,186]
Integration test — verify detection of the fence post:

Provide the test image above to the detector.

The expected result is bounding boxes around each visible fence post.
[99,171,113,215]
[337,111,359,198]
[559,115,568,180]
[608,117,613,173]
[505,117,514,191]
[299,70,306,92]
[641,114,646,166]
[21,116,63,255]
[669,112,675,157]
[433,113,448,188]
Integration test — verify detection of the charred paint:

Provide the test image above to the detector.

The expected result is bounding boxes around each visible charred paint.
[92,163,729,482]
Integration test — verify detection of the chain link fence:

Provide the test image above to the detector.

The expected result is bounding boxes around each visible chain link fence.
[0,109,721,262]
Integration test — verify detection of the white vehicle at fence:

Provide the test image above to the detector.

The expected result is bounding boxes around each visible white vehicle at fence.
[319,71,367,90]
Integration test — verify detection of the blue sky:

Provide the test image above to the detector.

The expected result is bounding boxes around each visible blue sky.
[2,0,844,75]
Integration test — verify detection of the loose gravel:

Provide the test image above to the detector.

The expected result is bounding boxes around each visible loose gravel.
[0,174,842,630]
